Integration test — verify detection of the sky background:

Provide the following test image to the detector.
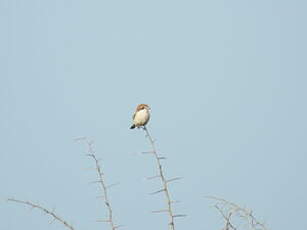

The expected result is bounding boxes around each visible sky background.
[1,0,307,230]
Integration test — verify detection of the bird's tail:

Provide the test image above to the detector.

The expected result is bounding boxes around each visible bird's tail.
[130,124,136,129]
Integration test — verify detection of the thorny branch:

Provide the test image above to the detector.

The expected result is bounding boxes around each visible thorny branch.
[7,198,75,230]
[77,137,119,230]
[143,127,182,230]
[207,196,268,230]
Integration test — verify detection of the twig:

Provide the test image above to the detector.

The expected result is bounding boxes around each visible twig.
[207,196,268,230]
[7,198,75,230]
[78,137,118,230]
[143,127,179,230]
[214,204,237,230]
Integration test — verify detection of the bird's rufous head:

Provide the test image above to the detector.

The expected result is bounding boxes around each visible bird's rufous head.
[136,104,150,111]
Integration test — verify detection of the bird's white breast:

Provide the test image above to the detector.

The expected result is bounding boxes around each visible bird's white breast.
[133,109,150,126]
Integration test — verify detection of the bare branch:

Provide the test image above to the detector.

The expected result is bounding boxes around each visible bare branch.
[146,175,161,180]
[149,188,165,195]
[166,177,183,183]
[172,214,187,218]
[78,137,119,230]
[88,153,117,230]
[7,198,75,230]
[143,127,179,230]
[207,196,268,230]
[142,151,154,154]
[158,157,167,160]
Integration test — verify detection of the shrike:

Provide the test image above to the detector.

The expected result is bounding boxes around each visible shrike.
[130,104,151,129]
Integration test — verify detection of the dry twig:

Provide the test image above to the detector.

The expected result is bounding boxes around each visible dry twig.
[143,127,183,230]
[7,198,75,230]
[207,196,268,230]
[78,137,119,230]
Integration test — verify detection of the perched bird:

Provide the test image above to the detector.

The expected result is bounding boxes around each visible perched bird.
[130,104,151,129]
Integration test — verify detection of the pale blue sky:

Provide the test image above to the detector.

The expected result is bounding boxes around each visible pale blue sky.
[1,0,307,230]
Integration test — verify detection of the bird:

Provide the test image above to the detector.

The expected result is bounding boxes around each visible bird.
[130,104,151,129]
